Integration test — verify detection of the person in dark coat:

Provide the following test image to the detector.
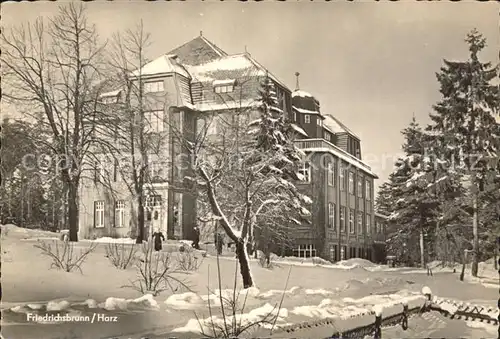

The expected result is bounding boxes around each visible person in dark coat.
[152,230,165,251]
[192,227,201,250]
[215,232,224,255]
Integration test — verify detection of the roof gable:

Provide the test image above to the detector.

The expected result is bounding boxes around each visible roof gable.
[131,55,190,78]
[324,114,359,139]
[168,36,227,66]
[187,54,265,83]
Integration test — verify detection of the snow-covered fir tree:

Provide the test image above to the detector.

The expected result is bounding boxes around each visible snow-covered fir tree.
[249,74,311,263]
[383,117,441,267]
[425,29,500,276]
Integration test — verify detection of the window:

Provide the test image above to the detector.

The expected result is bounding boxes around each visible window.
[144,81,164,93]
[292,111,297,122]
[357,177,363,197]
[348,172,355,194]
[340,207,345,232]
[325,133,331,142]
[349,209,354,233]
[145,195,162,208]
[298,162,311,182]
[328,203,335,229]
[327,161,335,186]
[214,84,234,93]
[317,118,322,126]
[366,180,372,200]
[341,246,346,260]
[366,214,372,234]
[149,161,165,180]
[340,166,345,191]
[94,201,104,228]
[304,114,310,124]
[293,244,316,258]
[357,212,363,235]
[145,110,164,133]
[330,246,336,262]
[115,201,126,228]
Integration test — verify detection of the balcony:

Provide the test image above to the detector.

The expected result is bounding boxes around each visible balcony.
[294,138,375,176]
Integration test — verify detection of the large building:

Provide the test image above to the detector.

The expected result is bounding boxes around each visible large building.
[78,33,384,262]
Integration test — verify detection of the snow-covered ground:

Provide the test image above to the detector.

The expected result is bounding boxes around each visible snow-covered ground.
[2,224,498,339]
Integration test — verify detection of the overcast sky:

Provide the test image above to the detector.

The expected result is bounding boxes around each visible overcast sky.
[3,1,498,191]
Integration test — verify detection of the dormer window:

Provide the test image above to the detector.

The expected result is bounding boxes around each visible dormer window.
[144,80,164,93]
[144,110,164,133]
[304,115,310,124]
[101,96,117,104]
[213,79,235,94]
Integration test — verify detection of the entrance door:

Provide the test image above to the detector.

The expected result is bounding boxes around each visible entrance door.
[146,195,163,236]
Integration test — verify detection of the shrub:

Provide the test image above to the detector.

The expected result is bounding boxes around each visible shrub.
[258,252,274,269]
[105,242,137,270]
[193,254,291,338]
[176,245,204,272]
[123,241,191,296]
[34,240,97,273]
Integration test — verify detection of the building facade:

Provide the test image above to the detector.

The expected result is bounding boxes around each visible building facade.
[78,33,385,262]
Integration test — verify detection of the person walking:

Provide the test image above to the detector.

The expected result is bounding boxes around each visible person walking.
[192,226,201,250]
[152,229,165,252]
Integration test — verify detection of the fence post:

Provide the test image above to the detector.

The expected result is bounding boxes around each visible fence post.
[402,299,409,330]
[421,286,432,312]
[373,305,383,339]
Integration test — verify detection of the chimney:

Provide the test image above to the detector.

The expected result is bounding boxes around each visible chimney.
[295,72,300,91]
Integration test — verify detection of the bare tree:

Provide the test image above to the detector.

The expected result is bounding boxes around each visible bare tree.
[106,21,157,244]
[181,76,311,288]
[2,4,111,241]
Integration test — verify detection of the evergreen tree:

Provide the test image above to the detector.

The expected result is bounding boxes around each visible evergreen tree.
[249,75,311,261]
[384,117,440,267]
[426,29,499,276]
[375,181,394,217]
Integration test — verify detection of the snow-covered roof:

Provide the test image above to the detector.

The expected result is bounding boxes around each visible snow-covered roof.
[195,99,260,112]
[295,138,377,178]
[187,54,289,90]
[292,90,313,98]
[187,54,262,82]
[245,55,289,90]
[199,36,226,57]
[323,114,359,139]
[131,54,191,78]
[213,79,236,86]
[100,89,122,98]
[323,115,346,134]
[293,106,320,115]
[291,123,308,137]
